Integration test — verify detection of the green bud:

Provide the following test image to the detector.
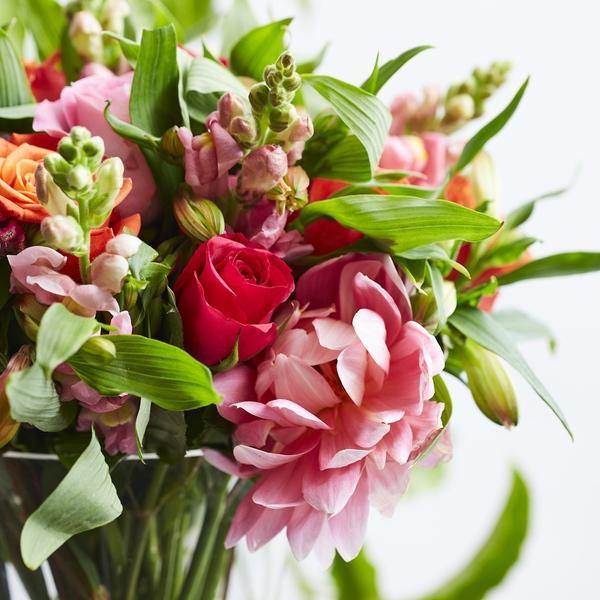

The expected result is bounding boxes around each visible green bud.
[276,52,295,76]
[282,72,302,92]
[445,94,475,122]
[44,153,70,177]
[81,336,117,364]
[70,126,91,144]
[160,126,185,158]
[88,157,124,225]
[249,83,270,112]
[269,104,296,133]
[66,164,92,190]
[459,339,519,428]
[269,88,288,107]
[411,281,457,333]
[58,139,79,162]
[174,188,225,242]
[263,65,283,88]
[82,136,105,164]
[35,165,73,216]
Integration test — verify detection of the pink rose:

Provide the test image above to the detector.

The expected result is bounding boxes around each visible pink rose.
[33,71,159,222]
[173,234,294,365]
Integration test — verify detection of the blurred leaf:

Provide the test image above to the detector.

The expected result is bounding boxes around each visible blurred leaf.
[504,182,572,230]
[419,470,529,600]
[230,18,292,80]
[475,236,537,270]
[401,244,470,279]
[161,0,216,41]
[70,335,220,410]
[300,195,502,254]
[21,430,122,570]
[302,74,390,177]
[135,398,152,459]
[361,53,380,94]
[496,252,600,285]
[426,263,449,331]
[104,102,162,152]
[449,307,571,438]
[103,32,139,66]
[448,79,529,180]
[221,0,258,57]
[145,405,187,463]
[17,0,65,60]
[297,43,329,74]
[331,549,380,600]
[492,309,556,351]
[362,45,432,95]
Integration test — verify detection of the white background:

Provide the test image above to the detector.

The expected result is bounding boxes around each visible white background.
[225,0,600,598]
[9,1,600,598]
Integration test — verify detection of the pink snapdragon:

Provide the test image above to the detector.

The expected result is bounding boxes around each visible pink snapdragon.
[210,254,447,564]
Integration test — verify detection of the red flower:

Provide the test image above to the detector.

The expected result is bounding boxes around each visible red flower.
[24,52,66,102]
[174,234,294,366]
[303,178,363,255]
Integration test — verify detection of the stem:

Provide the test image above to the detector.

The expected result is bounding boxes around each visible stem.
[124,463,169,600]
[201,480,252,600]
[179,474,230,600]
[77,194,91,283]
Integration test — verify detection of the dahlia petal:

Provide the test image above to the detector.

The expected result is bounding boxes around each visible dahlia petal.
[203,448,256,478]
[329,475,369,561]
[367,459,411,517]
[336,342,367,405]
[225,491,264,548]
[252,461,305,508]
[338,260,383,322]
[319,430,371,469]
[266,399,331,430]
[235,420,274,447]
[303,460,362,515]
[312,318,357,350]
[233,444,309,469]
[340,402,390,449]
[272,354,339,413]
[214,366,257,424]
[274,328,339,365]
[246,507,293,552]
[312,520,336,568]
[287,504,327,561]
[385,419,413,464]
[352,309,390,373]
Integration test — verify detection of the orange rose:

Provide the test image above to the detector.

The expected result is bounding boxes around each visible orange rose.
[0,138,52,223]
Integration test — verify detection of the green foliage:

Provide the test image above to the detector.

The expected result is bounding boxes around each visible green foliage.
[449,307,571,437]
[493,309,556,351]
[331,549,380,600]
[69,335,220,410]
[419,471,529,600]
[20,430,122,570]
[299,194,501,254]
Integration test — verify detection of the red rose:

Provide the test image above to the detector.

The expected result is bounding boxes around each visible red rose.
[174,234,294,365]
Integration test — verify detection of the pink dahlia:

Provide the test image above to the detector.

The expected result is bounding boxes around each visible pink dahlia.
[210,254,447,564]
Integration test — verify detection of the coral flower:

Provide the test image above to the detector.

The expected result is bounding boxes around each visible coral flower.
[210,254,447,564]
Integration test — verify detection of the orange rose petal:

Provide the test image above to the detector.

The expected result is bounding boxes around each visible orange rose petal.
[114,177,133,208]
[0,139,17,159]
[113,213,141,236]
[2,144,51,183]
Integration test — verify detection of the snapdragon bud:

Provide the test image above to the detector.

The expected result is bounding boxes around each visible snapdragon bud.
[105,233,142,258]
[160,126,185,158]
[66,164,92,191]
[35,165,72,216]
[229,116,257,146]
[445,94,475,122]
[276,52,295,77]
[269,104,296,133]
[89,157,124,221]
[173,188,225,242]
[249,83,270,113]
[266,166,310,213]
[287,113,314,143]
[470,151,498,208]
[460,340,519,428]
[217,92,248,128]
[82,136,105,170]
[90,252,129,293]
[81,336,117,363]
[41,215,84,251]
[70,11,103,62]
[238,145,288,196]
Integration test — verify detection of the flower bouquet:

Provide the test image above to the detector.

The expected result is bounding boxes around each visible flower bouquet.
[0,2,598,599]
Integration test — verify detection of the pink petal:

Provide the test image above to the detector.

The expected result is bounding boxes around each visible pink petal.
[384,419,413,464]
[340,402,390,449]
[252,461,305,508]
[226,491,265,548]
[235,420,274,447]
[214,365,257,424]
[302,460,363,515]
[233,444,309,470]
[110,311,132,334]
[287,504,326,561]
[246,507,293,552]
[312,318,357,350]
[70,284,119,314]
[336,342,367,405]
[329,474,369,561]
[203,448,256,478]
[366,459,411,517]
[267,399,331,429]
[352,309,390,373]
[273,328,339,365]
[319,429,371,469]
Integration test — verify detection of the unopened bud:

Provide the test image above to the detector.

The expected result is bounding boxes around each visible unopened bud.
[282,72,302,92]
[105,233,142,258]
[276,52,295,76]
[217,92,248,128]
[460,340,519,428]
[238,145,288,196]
[41,215,84,251]
[269,104,296,133]
[90,252,129,293]
[174,189,225,242]
[35,165,72,216]
[229,116,257,146]
[269,88,288,107]
[82,136,105,169]
[58,139,79,162]
[81,336,117,363]
[412,281,457,333]
[70,11,103,62]
[249,83,270,113]
[44,153,70,178]
[470,151,498,208]
[89,157,124,222]
[287,113,314,142]
[160,127,185,158]
[16,295,46,322]
[66,164,92,190]
[264,65,283,88]
[445,94,475,122]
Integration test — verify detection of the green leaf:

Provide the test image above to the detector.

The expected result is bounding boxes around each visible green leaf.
[134,398,152,460]
[331,549,380,600]
[504,183,572,230]
[449,306,571,438]
[426,263,450,331]
[362,45,432,95]
[160,0,216,41]
[17,0,65,60]
[7,363,75,432]
[130,25,183,136]
[419,470,529,600]
[0,102,36,132]
[69,335,220,410]
[476,236,537,270]
[20,430,123,570]
[229,18,292,80]
[492,309,556,351]
[102,32,140,66]
[299,194,501,254]
[297,43,329,74]
[35,304,98,372]
[400,244,470,278]
[221,0,257,56]
[144,405,187,463]
[361,53,380,94]
[496,252,600,285]
[448,79,529,179]
[128,240,159,279]
[302,74,391,176]
[104,102,162,153]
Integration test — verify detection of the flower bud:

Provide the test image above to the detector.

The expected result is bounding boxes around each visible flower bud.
[470,151,498,209]
[160,126,185,158]
[229,116,257,146]
[460,340,519,428]
[269,88,288,107]
[276,52,295,76]
[44,153,70,178]
[99,401,135,427]
[0,347,32,448]
[269,104,296,133]
[264,65,283,88]
[70,126,92,144]
[217,92,248,128]
[41,215,84,251]
[90,252,129,293]
[105,233,142,258]
[445,93,475,122]
[238,145,288,196]
[81,336,117,363]
[58,138,79,162]
[249,83,270,113]
[67,164,92,190]
[412,281,457,333]
[35,165,72,216]
[70,11,103,62]
[17,295,47,322]
[89,157,124,222]
[282,73,302,92]
[287,113,314,143]
[82,136,105,168]
[174,189,225,242]
[0,219,25,256]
